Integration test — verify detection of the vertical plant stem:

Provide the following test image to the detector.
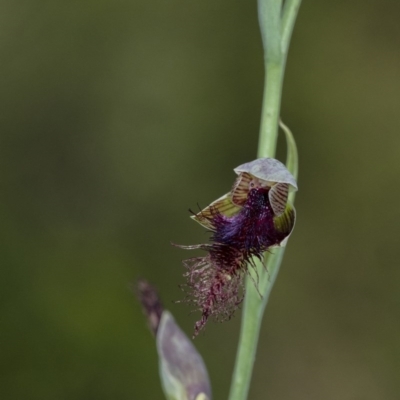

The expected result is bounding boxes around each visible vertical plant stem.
[257,62,285,159]
[228,249,285,400]
[228,1,301,400]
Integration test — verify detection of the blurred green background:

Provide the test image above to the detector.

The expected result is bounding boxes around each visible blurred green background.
[1,1,400,399]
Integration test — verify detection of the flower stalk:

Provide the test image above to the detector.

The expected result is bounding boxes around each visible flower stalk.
[228,1,302,400]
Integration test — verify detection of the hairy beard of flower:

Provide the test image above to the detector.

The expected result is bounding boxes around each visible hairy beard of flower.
[181,245,246,338]
[180,187,289,337]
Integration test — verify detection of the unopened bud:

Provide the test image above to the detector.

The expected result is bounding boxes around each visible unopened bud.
[157,311,212,400]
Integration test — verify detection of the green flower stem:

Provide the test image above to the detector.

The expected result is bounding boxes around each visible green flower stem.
[228,250,285,400]
[257,62,285,159]
[228,1,301,400]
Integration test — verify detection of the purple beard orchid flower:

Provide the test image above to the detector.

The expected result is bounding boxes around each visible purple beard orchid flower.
[175,158,297,337]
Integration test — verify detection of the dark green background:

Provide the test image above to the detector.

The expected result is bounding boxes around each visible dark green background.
[1,1,399,399]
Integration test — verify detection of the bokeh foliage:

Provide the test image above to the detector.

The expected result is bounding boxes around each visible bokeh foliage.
[1,1,400,399]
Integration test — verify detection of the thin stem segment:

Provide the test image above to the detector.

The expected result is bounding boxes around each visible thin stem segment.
[257,62,285,159]
[228,1,301,400]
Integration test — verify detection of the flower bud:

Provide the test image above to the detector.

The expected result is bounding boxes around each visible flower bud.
[136,279,212,399]
[157,311,212,400]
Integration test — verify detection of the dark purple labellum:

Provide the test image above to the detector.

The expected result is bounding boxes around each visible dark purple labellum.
[211,188,288,255]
